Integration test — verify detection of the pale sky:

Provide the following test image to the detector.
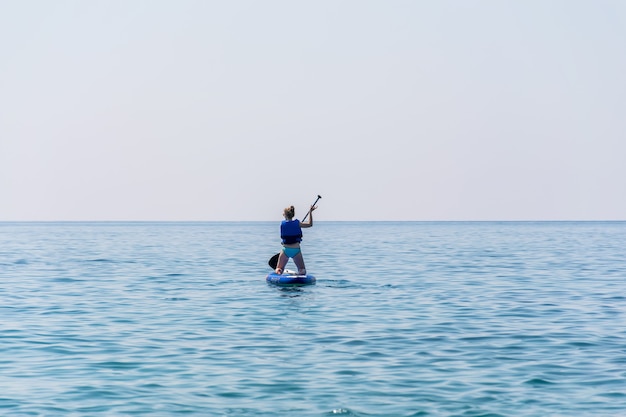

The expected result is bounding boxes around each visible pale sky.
[1,1,625,221]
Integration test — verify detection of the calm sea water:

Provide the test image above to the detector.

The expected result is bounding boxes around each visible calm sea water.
[1,221,625,416]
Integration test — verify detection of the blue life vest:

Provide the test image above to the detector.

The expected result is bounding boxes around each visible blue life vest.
[281,219,303,244]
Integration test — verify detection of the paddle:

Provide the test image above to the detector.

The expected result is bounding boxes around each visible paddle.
[268,195,321,269]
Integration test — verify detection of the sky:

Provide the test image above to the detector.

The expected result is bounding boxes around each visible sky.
[1,0,625,221]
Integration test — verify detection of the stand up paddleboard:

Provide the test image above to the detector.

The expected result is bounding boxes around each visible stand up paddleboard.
[266,269,316,286]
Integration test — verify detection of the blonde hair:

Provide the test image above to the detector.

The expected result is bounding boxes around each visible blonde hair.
[283,205,295,219]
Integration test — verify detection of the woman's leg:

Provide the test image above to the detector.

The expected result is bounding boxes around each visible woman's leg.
[293,252,306,275]
[276,251,288,274]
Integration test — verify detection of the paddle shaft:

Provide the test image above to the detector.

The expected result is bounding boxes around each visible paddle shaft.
[301,195,322,223]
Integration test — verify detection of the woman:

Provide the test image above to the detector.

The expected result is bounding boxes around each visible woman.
[275,204,316,275]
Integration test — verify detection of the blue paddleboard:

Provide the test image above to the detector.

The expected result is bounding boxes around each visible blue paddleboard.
[266,270,316,286]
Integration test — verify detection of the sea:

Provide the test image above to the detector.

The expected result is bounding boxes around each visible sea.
[1,221,625,417]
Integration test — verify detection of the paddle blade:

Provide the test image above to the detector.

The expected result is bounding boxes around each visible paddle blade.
[268,253,280,269]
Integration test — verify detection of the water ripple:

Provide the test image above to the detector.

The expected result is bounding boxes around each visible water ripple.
[0,221,625,416]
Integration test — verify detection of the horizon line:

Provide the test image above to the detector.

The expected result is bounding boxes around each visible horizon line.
[1,219,624,223]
